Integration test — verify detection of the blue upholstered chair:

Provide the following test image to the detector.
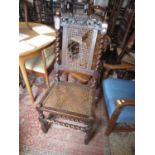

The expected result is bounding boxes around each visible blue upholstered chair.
[102,63,135,135]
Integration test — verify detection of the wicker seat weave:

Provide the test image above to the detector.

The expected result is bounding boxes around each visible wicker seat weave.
[43,82,94,116]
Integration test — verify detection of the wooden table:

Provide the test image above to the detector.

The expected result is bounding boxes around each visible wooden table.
[19,22,56,102]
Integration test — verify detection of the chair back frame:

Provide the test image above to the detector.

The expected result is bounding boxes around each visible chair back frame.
[55,15,108,87]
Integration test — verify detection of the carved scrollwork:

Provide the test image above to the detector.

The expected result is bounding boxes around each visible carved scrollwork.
[61,14,108,34]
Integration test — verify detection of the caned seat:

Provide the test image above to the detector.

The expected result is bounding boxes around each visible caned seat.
[43,82,94,116]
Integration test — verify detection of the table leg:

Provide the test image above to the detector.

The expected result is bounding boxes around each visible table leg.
[19,57,35,102]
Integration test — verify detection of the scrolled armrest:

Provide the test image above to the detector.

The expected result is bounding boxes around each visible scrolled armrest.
[116,99,135,108]
[104,63,135,70]
[103,63,135,78]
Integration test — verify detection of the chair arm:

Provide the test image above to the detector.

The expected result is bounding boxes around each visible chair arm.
[103,63,135,78]
[116,99,135,108]
[104,63,135,70]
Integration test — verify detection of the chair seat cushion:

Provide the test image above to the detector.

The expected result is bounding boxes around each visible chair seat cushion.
[42,82,94,116]
[25,51,55,73]
[102,78,135,123]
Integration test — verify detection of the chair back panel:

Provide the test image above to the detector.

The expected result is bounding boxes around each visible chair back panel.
[57,15,108,76]
[61,25,98,75]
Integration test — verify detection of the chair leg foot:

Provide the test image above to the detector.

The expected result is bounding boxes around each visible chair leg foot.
[84,124,97,145]
[84,130,95,145]
[36,106,51,133]
[105,130,109,136]
[84,137,89,145]
[105,128,112,136]
[40,120,50,133]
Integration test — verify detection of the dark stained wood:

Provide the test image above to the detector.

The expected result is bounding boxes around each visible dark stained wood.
[117,31,135,62]
[55,29,61,82]
[104,63,134,70]
[33,0,54,25]
[88,5,108,21]
[103,63,135,78]
[36,15,107,144]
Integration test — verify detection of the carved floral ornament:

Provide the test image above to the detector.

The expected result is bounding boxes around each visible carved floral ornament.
[60,15,108,34]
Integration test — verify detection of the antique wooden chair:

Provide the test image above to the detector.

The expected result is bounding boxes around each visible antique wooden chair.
[107,0,135,48]
[19,0,35,22]
[33,0,54,25]
[88,0,109,21]
[36,14,108,144]
[102,63,135,136]
[117,30,135,64]
[88,5,108,21]
[116,1,135,49]
[107,0,125,37]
